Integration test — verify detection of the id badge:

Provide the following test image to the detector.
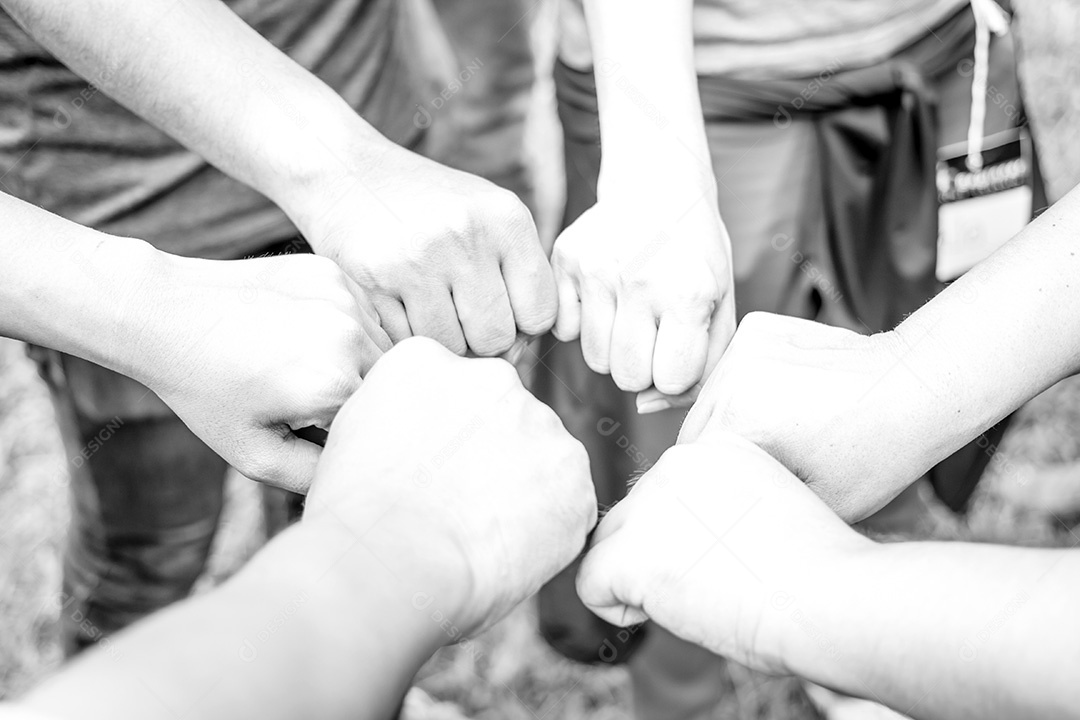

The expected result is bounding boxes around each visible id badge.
[936,127,1034,282]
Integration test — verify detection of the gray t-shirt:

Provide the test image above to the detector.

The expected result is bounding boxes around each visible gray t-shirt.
[0,0,428,259]
[559,0,970,78]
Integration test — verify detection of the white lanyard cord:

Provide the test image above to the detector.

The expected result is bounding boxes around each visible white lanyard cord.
[966,0,1012,171]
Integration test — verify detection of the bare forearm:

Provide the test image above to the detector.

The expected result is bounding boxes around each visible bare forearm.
[584,0,714,200]
[18,524,445,720]
[0,0,392,230]
[878,185,1080,476]
[0,193,161,378]
[796,542,1080,720]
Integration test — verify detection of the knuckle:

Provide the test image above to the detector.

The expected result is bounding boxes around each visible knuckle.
[583,352,611,376]
[516,271,556,311]
[434,328,468,356]
[467,323,516,357]
[552,318,580,343]
[581,335,613,374]
[517,253,556,284]
[492,189,533,228]
[616,266,651,293]
[654,376,694,396]
[611,364,651,393]
[515,306,556,336]
[434,197,475,237]
[578,256,616,285]
[652,364,696,395]
[671,281,718,309]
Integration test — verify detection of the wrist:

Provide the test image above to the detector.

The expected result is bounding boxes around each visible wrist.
[597,148,717,207]
[598,173,719,214]
[265,116,399,251]
[231,522,452,689]
[55,234,166,379]
[297,503,477,640]
[823,330,941,487]
[779,537,884,684]
[594,73,712,200]
[866,328,973,479]
[98,241,202,388]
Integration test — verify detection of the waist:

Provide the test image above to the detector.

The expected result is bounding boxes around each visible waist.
[559,0,970,78]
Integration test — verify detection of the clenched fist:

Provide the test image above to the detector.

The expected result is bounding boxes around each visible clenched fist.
[306,338,598,636]
[551,194,735,404]
[678,312,925,521]
[577,433,868,674]
[140,252,390,493]
[300,148,557,358]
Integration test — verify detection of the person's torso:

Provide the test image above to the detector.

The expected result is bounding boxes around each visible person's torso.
[0,0,428,258]
[559,0,970,78]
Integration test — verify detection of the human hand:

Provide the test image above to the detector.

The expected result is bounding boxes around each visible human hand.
[577,431,869,675]
[551,192,735,406]
[677,312,923,522]
[305,337,598,637]
[298,146,557,357]
[138,252,390,493]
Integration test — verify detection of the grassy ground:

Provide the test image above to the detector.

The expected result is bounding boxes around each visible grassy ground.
[1,2,1079,718]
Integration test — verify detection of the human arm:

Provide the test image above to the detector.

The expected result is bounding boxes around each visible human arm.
[0,0,556,356]
[0,191,389,491]
[10,338,598,720]
[16,523,447,720]
[678,184,1080,520]
[577,433,1080,720]
[551,0,735,403]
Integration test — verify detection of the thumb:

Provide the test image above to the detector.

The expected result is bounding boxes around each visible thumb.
[677,329,737,443]
[577,535,650,628]
[342,273,393,355]
[240,427,323,494]
[677,392,717,444]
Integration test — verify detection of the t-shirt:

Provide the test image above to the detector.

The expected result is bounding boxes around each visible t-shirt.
[559,0,970,78]
[0,0,429,259]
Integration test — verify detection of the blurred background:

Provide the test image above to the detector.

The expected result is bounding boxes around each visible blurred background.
[1,1,1079,718]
